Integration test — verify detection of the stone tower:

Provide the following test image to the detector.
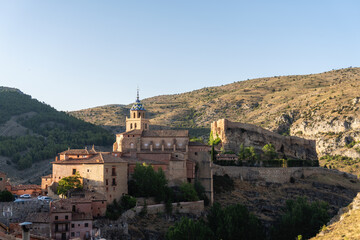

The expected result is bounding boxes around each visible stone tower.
[125,89,150,131]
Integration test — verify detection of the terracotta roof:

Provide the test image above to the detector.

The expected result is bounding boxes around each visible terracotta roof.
[142,130,189,137]
[59,148,97,155]
[53,152,127,164]
[11,184,41,190]
[117,129,143,135]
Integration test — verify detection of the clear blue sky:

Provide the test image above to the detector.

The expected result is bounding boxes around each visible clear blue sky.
[0,1,359,111]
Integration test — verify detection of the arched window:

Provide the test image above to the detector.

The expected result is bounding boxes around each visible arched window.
[130,123,133,129]
[138,112,140,118]
[135,123,137,129]
[133,113,135,118]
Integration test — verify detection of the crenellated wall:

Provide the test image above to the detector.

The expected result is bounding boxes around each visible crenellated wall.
[211,119,318,161]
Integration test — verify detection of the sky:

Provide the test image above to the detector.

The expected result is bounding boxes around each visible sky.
[0,1,359,111]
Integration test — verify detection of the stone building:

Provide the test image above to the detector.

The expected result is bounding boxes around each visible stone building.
[211,119,318,161]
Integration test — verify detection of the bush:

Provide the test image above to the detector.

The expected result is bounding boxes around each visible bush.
[166,217,214,240]
[180,182,199,202]
[213,174,234,194]
[262,144,277,160]
[207,203,265,240]
[0,190,14,202]
[105,195,137,220]
[271,197,329,240]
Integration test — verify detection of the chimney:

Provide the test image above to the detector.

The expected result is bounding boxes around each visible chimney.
[19,222,32,240]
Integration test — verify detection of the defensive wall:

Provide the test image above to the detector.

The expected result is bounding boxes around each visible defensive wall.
[213,165,357,183]
[211,119,318,161]
[133,200,204,215]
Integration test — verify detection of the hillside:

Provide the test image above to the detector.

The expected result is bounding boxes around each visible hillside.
[0,87,114,183]
[70,67,360,175]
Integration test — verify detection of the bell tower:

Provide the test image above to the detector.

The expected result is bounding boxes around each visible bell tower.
[125,88,150,132]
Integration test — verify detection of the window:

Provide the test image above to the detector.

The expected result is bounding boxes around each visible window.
[135,123,137,128]
[55,216,58,220]
[72,169,76,175]
[106,179,108,186]
[85,223,89,227]
[71,223,75,228]
[138,112,140,118]
[112,178,116,186]
[87,169,90,172]
[112,167,116,176]
[55,224,58,231]
[130,123,133,129]
[72,205,76,212]
[133,113,135,118]
[195,152,198,156]
[71,232,75,237]
[0,177,2,181]
[65,215,68,220]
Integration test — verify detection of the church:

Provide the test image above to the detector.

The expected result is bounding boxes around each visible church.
[43,91,213,204]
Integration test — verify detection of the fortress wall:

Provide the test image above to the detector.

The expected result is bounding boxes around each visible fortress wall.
[213,165,357,183]
[134,200,204,215]
[211,119,317,160]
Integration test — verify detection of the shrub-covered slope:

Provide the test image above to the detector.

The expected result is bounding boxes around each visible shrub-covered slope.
[0,87,113,170]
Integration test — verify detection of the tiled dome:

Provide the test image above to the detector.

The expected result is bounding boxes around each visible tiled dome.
[131,99,146,111]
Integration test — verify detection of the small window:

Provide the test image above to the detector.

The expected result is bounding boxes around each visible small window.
[106,179,108,186]
[0,177,3,181]
[85,223,89,227]
[71,232,75,237]
[133,112,135,118]
[135,123,137,128]
[65,215,68,220]
[112,178,116,186]
[138,112,140,118]
[112,167,116,176]
[55,216,58,220]
[130,123,133,129]
[87,169,90,172]
[195,152,198,156]
[72,169,76,175]
[71,223,74,228]
[72,205,76,212]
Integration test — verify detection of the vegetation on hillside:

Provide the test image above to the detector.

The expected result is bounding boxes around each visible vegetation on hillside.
[0,90,113,169]
[0,190,14,202]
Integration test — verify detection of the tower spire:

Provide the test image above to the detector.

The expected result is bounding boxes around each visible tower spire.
[137,86,139,101]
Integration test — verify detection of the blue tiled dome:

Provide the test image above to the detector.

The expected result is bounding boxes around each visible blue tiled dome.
[131,99,146,111]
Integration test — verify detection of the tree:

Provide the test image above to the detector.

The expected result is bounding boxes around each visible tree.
[207,203,265,240]
[262,143,277,160]
[271,197,329,240]
[166,217,214,240]
[0,190,14,202]
[180,182,199,202]
[209,131,221,161]
[130,163,168,201]
[57,173,83,197]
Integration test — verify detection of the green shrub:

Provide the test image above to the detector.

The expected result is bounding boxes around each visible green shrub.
[262,144,277,160]
[271,197,329,240]
[166,217,214,240]
[180,182,199,202]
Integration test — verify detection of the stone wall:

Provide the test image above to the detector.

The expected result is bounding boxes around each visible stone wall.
[213,165,357,183]
[133,200,204,215]
[0,200,49,225]
[211,119,318,161]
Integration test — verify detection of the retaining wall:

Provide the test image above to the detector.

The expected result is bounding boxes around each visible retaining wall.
[134,200,204,215]
[213,165,357,183]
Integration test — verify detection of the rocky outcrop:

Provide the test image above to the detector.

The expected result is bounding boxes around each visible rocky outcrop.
[211,119,317,161]
[291,116,360,157]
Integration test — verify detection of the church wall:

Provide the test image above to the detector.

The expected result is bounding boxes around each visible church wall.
[167,160,187,186]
